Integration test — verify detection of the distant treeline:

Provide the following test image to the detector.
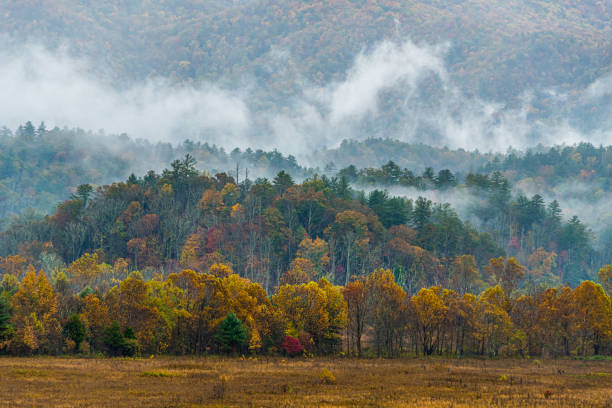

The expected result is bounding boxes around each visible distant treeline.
[0,122,309,224]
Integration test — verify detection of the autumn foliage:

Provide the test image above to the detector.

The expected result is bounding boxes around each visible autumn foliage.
[0,158,610,357]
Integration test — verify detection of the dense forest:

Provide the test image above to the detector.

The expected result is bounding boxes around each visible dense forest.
[0,122,308,225]
[0,155,610,357]
[2,0,610,106]
[5,122,612,226]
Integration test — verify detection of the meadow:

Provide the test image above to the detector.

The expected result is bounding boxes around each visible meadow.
[0,357,610,407]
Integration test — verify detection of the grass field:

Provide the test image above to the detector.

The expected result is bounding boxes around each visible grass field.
[0,356,611,407]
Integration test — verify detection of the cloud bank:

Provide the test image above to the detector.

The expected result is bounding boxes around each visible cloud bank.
[0,44,250,145]
[1,39,611,158]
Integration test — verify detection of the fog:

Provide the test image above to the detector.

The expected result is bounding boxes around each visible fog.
[0,44,250,145]
[357,180,612,249]
[1,38,611,160]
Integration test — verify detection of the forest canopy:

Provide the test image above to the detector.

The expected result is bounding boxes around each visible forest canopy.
[0,153,610,358]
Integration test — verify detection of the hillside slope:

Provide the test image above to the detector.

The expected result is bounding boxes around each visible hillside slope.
[1,0,610,102]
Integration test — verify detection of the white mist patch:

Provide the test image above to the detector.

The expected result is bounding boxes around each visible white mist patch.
[582,71,612,101]
[268,38,612,158]
[356,184,478,224]
[1,39,612,159]
[0,44,250,144]
[515,178,612,247]
[264,39,449,157]
[329,41,446,123]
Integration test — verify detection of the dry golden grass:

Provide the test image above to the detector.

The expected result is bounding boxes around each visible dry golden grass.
[0,356,610,407]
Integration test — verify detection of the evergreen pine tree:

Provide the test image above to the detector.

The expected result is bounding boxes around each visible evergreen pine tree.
[215,312,247,354]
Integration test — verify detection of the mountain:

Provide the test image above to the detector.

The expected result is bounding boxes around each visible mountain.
[1,0,610,103]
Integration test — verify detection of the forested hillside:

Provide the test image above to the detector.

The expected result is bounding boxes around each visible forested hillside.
[0,0,611,360]
[1,0,610,104]
[0,157,610,358]
[0,122,307,224]
[0,155,602,291]
[4,122,612,264]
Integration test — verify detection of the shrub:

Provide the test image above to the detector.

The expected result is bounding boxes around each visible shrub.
[280,335,303,356]
[63,314,86,352]
[103,322,138,357]
[320,368,336,384]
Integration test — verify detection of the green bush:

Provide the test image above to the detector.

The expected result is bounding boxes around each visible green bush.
[103,322,138,357]
[64,314,86,352]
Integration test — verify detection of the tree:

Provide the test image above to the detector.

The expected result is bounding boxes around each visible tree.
[410,287,447,355]
[67,252,111,290]
[0,255,28,279]
[273,171,294,194]
[209,262,233,278]
[436,169,457,189]
[413,197,432,232]
[10,267,61,354]
[366,269,406,357]
[528,248,558,283]
[450,255,479,295]
[485,257,525,297]
[64,314,86,352]
[280,258,315,286]
[573,281,612,355]
[103,321,138,357]
[327,211,368,284]
[475,286,512,356]
[368,190,409,228]
[273,279,347,353]
[166,269,230,354]
[280,335,304,356]
[535,287,575,356]
[599,265,612,296]
[73,184,94,207]
[297,237,330,278]
[105,273,162,353]
[80,294,110,352]
[511,295,538,356]
[343,278,367,356]
[0,293,13,346]
[215,312,247,354]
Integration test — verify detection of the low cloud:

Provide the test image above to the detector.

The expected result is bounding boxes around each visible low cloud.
[1,38,611,159]
[328,41,446,123]
[0,44,250,145]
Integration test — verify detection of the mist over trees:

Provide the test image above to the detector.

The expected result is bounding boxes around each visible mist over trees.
[2,0,610,106]
[0,122,308,226]
[0,0,611,361]
[2,123,610,288]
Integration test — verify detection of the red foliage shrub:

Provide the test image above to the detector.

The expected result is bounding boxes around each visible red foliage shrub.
[280,336,303,356]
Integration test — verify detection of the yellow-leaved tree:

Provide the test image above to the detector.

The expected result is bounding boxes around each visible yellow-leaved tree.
[10,266,61,354]
[410,286,447,355]
[273,278,347,354]
[573,281,612,356]
[475,285,512,356]
[366,268,406,357]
